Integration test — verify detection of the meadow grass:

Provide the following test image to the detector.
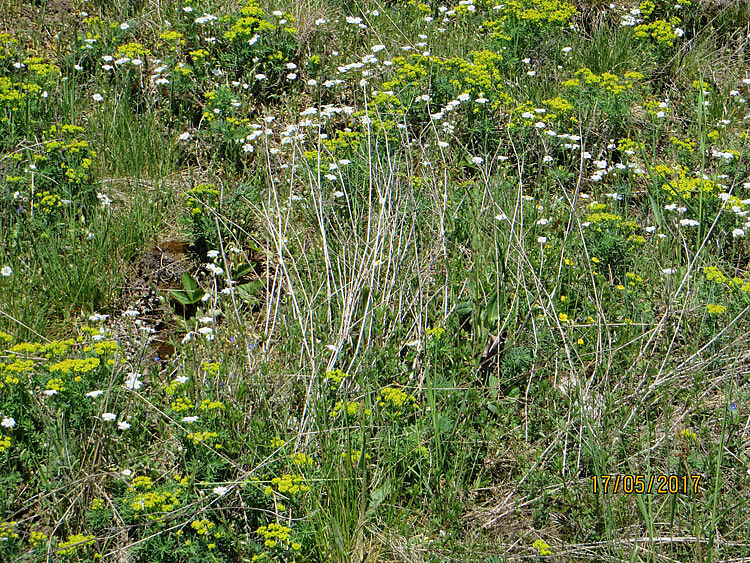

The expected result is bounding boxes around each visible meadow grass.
[1,0,750,561]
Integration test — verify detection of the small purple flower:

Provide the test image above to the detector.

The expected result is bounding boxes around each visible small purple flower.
[731,402,737,412]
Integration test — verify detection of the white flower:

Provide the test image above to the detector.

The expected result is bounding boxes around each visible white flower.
[122,309,140,317]
[43,390,57,396]
[679,218,699,227]
[102,412,117,421]
[207,249,220,259]
[538,236,548,244]
[118,421,131,430]
[175,375,189,384]
[255,73,267,80]
[121,468,133,477]
[124,372,143,390]
[195,14,217,24]
[732,228,745,238]
[372,44,386,52]
[543,155,553,163]
[645,226,657,233]
[495,213,508,221]
[120,22,130,30]
[182,6,193,11]
[213,486,229,496]
[537,218,549,225]
[662,268,676,275]
[562,46,572,53]
[199,316,214,324]
[92,93,104,102]
[1,266,12,277]
[88,313,109,322]
[1,417,15,428]
[198,327,214,340]
[86,390,104,398]
[181,416,199,423]
[471,156,483,165]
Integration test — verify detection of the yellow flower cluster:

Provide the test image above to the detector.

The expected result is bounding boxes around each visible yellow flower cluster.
[58,533,95,556]
[679,428,697,441]
[201,361,221,376]
[130,490,180,518]
[329,400,371,419]
[0,434,10,453]
[49,357,101,375]
[653,164,719,200]
[426,326,446,339]
[324,369,348,386]
[290,452,313,467]
[43,338,78,357]
[129,476,154,490]
[30,530,48,547]
[703,266,729,284]
[224,0,276,41]
[10,342,44,355]
[171,397,194,412]
[563,68,644,95]
[703,267,750,293]
[191,518,215,536]
[116,42,151,58]
[378,386,418,415]
[634,18,682,47]
[533,539,552,556]
[341,449,371,464]
[256,522,301,551]
[0,521,18,540]
[88,340,118,355]
[199,399,225,411]
[45,378,65,392]
[187,431,218,445]
[270,474,309,495]
[184,183,219,216]
[504,0,576,24]
[706,304,727,315]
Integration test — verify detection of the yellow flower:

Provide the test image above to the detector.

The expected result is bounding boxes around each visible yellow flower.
[533,538,552,556]
[706,304,726,315]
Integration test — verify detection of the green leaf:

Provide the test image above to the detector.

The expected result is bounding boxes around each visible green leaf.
[236,279,264,305]
[232,263,255,280]
[181,272,198,292]
[169,289,194,306]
